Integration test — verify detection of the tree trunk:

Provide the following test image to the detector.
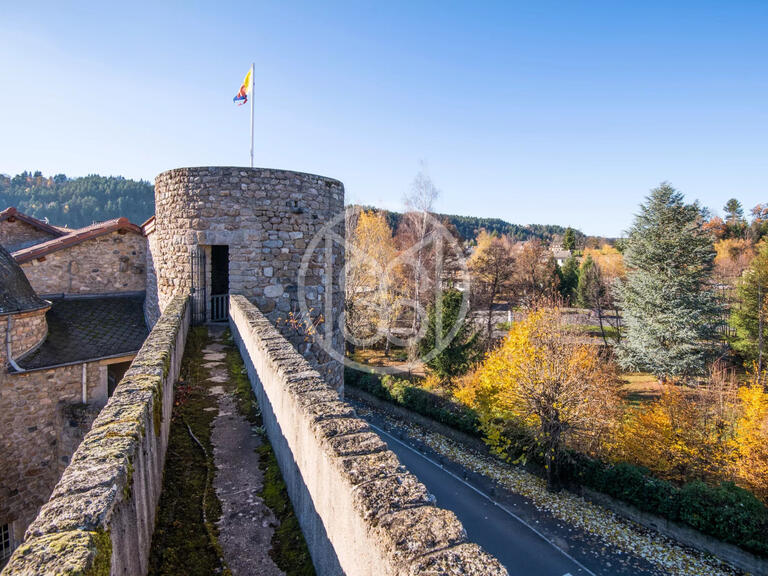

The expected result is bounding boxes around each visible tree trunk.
[486,275,498,347]
[544,424,562,492]
[758,284,764,381]
[410,211,428,333]
[612,306,622,343]
[596,305,608,347]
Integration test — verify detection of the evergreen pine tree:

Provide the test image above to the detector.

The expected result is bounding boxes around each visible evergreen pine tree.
[615,183,722,381]
[562,227,576,251]
[724,198,747,238]
[576,255,601,308]
[731,241,768,375]
[724,198,745,224]
[558,256,579,304]
[418,288,478,381]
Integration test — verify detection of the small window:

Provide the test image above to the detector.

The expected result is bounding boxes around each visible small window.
[0,523,13,564]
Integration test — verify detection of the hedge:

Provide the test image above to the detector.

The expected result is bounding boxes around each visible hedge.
[563,456,768,556]
[344,367,482,437]
[345,367,768,557]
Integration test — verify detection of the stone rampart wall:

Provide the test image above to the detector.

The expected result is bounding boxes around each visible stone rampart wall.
[1,294,189,576]
[229,295,507,576]
[20,230,146,296]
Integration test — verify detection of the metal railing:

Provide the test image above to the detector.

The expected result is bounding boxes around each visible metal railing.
[210,294,229,323]
[190,247,207,325]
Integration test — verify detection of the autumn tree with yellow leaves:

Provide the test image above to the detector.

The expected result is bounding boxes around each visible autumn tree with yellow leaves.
[582,244,625,281]
[456,307,619,491]
[714,238,755,284]
[345,210,402,351]
[513,239,560,305]
[731,377,768,501]
[609,365,768,501]
[608,385,736,484]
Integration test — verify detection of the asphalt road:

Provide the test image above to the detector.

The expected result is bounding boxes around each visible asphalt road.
[371,423,594,576]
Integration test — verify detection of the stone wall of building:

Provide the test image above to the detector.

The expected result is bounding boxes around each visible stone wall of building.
[0,360,106,554]
[1,295,189,576]
[143,220,161,328]
[0,308,48,366]
[150,166,345,390]
[229,295,507,576]
[19,230,147,296]
[0,220,58,253]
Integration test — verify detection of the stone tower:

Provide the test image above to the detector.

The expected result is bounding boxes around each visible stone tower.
[146,167,345,390]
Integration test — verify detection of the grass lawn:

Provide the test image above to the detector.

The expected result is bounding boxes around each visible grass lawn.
[566,323,621,340]
[618,372,663,406]
[348,347,427,377]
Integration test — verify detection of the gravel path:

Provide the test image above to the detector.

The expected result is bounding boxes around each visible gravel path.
[205,326,285,576]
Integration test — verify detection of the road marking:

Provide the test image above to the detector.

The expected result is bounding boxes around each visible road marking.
[368,422,598,576]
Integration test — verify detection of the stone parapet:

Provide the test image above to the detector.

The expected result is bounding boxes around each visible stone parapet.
[1,294,189,576]
[229,294,507,576]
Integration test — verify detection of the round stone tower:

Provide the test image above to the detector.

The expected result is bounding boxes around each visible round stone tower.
[149,166,345,389]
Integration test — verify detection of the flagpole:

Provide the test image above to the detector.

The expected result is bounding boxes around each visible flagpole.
[249,63,254,168]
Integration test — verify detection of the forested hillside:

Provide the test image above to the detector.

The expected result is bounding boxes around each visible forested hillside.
[355,205,579,242]
[440,212,580,242]
[0,172,579,241]
[0,171,154,228]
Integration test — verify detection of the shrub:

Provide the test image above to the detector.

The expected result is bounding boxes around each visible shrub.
[677,481,768,554]
[564,455,768,556]
[345,367,482,436]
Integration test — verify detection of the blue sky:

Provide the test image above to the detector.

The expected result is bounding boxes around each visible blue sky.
[1,1,766,236]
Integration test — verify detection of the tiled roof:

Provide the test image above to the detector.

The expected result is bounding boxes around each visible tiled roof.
[0,243,48,315]
[12,217,143,264]
[15,293,149,371]
[0,207,67,238]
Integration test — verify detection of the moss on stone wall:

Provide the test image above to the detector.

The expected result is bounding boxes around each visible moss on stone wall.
[2,294,189,576]
[4,529,112,576]
[87,530,112,576]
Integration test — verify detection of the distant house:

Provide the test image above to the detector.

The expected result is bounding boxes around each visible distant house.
[552,248,572,267]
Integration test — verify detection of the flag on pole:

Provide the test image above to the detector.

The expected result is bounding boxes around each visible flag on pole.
[233,66,253,105]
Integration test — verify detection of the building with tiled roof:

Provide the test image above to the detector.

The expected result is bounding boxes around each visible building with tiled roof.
[0,208,150,551]
[12,216,146,297]
[0,207,66,252]
[12,217,141,264]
